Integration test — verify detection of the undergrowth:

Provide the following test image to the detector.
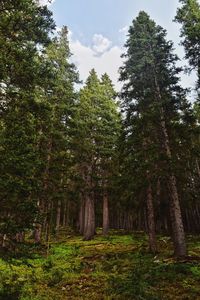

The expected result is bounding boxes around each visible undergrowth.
[0,231,199,299]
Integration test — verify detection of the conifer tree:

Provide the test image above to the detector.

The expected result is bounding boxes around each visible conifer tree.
[0,0,55,242]
[175,0,200,233]
[175,0,200,90]
[120,11,188,256]
[33,26,79,242]
[72,70,120,240]
[100,73,121,235]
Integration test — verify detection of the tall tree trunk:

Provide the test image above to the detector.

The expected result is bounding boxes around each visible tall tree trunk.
[45,200,53,243]
[196,159,200,179]
[79,196,85,235]
[154,75,187,257]
[34,200,42,244]
[35,138,52,244]
[34,224,42,244]
[62,200,67,227]
[156,177,162,232]
[83,194,95,240]
[146,178,157,253]
[103,192,109,235]
[55,199,61,234]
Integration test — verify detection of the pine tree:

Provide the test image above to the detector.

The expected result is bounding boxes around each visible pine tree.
[100,73,121,235]
[175,0,200,90]
[120,11,188,256]
[72,70,120,240]
[33,26,79,242]
[0,0,55,243]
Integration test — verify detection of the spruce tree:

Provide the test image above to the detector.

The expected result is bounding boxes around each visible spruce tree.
[175,0,200,90]
[100,73,121,235]
[72,70,120,240]
[120,11,188,256]
[0,0,55,242]
[33,26,79,242]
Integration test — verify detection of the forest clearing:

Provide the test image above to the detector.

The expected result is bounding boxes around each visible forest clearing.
[1,0,200,299]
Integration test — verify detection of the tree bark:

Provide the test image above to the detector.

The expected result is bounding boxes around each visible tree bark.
[34,200,42,244]
[103,192,109,235]
[154,74,187,257]
[62,200,67,227]
[34,224,42,244]
[55,199,61,234]
[79,196,85,235]
[146,179,157,253]
[83,194,95,240]
[196,159,200,179]
[35,138,52,243]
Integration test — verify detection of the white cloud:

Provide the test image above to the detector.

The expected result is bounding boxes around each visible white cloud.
[92,34,112,54]
[69,32,123,90]
[68,29,196,93]
[119,26,129,34]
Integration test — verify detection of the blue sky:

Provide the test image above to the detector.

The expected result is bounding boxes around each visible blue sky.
[40,0,197,92]
[46,0,178,44]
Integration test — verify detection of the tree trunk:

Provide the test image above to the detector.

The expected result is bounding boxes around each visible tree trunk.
[34,224,42,244]
[34,199,42,244]
[79,197,85,235]
[168,176,186,256]
[36,138,52,243]
[55,199,61,234]
[196,159,200,179]
[146,179,157,253]
[83,194,95,240]
[156,177,162,232]
[103,192,109,235]
[45,201,53,242]
[62,200,67,227]
[154,75,187,257]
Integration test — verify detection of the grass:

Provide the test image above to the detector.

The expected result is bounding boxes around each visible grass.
[0,230,200,299]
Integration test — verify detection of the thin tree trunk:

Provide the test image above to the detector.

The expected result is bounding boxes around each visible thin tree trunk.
[36,138,52,243]
[103,192,109,235]
[62,200,67,227]
[154,74,187,257]
[196,159,200,179]
[2,234,7,248]
[79,196,85,235]
[34,223,42,244]
[146,179,157,253]
[156,177,162,232]
[34,200,42,244]
[55,199,61,234]
[45,201,52,242]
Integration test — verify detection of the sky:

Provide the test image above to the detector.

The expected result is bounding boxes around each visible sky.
[39,0,197,92]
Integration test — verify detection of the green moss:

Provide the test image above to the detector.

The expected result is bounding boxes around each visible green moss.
[0,232,199,299]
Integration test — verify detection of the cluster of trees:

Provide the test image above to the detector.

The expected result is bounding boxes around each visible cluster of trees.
[0,0,199,257]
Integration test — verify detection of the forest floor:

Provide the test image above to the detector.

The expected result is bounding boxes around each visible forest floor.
[0,230,200,300]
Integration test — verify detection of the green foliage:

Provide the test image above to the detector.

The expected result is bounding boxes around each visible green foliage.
[71,69,121,213]
[0,0,55,236]
[175,0,200,89]
[0,233,199,300]
[118,11,198,247]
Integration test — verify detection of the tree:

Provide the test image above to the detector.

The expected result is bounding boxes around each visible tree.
[72,70,120,240]
[0,0,55,243]
[100,74,121,235]
[175,0,200,90]
[120,11,188,256]
[33,26,79,242]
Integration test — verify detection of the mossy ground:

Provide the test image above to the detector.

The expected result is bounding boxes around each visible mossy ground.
[0,230,200,299]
